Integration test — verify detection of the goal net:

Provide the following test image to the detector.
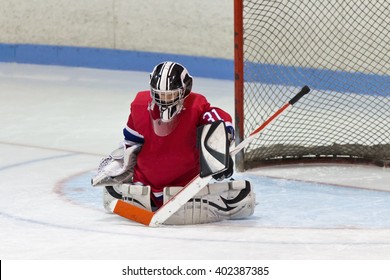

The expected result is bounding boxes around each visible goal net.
[234,0,390,170]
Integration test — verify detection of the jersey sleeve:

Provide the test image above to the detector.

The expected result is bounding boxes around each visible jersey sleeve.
[199,104,235,142]
[123,107,145,146]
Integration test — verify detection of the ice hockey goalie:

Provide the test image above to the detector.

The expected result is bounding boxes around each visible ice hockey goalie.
[91,61,256,225]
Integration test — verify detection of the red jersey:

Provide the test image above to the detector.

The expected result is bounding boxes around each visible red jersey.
[123,90,233,195]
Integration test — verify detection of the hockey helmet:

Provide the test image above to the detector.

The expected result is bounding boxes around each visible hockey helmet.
[149,61,193,121]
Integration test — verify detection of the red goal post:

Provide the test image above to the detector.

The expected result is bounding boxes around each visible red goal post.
[233,0,390,171]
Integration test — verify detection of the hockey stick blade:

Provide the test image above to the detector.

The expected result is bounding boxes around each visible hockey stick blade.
[113,85,311,226]
[110,199,154,226]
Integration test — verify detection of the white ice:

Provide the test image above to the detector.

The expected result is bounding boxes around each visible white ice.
[1,62,390,260]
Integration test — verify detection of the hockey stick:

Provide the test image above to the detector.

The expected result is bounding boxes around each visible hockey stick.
[111,85,311,226]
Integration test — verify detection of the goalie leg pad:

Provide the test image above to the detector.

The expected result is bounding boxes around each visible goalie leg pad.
[163,180,256,225]
[103,184,152,212]
[103,185,122,212]
[121,184,152,211]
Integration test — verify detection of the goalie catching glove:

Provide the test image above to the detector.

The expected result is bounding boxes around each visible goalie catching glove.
[91,143,141,186]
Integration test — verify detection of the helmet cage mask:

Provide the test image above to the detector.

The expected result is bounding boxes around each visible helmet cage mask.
[151,87,184,109]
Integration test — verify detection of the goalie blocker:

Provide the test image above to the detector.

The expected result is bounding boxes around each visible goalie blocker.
[100,121,256,225]
[197,120,234,180]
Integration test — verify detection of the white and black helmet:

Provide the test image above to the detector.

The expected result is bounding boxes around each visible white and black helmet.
[149,61,193,120]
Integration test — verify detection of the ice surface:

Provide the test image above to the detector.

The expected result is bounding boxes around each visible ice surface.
[1,63,390,260]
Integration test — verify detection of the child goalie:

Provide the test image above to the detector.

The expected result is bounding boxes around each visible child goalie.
[91,61,255,225]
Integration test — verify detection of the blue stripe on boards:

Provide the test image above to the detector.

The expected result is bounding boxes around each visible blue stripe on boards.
[0,43,388,96]
[0,43,233,80]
